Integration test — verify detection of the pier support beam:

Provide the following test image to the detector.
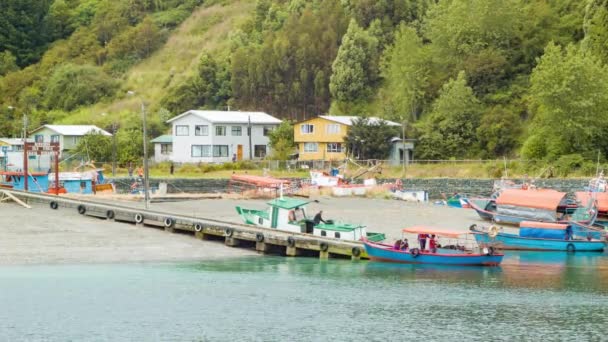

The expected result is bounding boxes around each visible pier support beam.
[255,242,270,253]
[319,250,329,259]
[225,237,240,247]
[351,255,361,261]
[164,226,174,233]
[285,246,301,257]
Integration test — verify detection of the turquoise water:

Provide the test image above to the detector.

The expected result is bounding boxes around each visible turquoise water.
[1,253,608,341]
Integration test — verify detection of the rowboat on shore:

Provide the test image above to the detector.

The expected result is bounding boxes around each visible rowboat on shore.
[469,188,597,225]
[236,196,386,242]
[470,222,606,252]
[362,227,504,266]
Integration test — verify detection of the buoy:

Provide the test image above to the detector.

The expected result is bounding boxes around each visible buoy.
[49,201,58,210]
[77,205,86,215]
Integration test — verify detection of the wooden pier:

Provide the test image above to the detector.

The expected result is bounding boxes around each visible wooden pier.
[3,190,367,260]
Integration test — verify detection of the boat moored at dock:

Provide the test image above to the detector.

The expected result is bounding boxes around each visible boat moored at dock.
[471,221,606,252]
[363,227,503,266]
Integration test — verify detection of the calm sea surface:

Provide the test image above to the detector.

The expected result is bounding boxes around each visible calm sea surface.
[1,252,608,341]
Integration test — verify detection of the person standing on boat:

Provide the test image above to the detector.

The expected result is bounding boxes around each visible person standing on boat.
[429,235,437,253]
[565,225,573,240]
[313,210,326,225]
[418,233,428,251]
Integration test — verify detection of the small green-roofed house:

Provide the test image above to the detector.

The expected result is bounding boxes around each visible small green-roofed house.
[151,135,172,162]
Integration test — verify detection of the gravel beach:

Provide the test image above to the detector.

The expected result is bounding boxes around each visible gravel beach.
[0,196,490,265]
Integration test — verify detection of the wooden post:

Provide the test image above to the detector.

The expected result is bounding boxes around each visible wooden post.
[225,237,240,247]
[319,250,329,259]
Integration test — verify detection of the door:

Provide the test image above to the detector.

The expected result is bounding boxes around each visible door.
[237,144,243,161]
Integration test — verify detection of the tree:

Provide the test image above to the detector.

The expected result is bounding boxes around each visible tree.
[0,51,19,76]
[330,19,379,104]
[344,118,400,160]
[380,24,428,123]
[416,71,481,159]
[44,63,118,111]
[583,0,608,65]
[268,121,295,160]
[72,132,113,162]
[522,42,608,160]
[476,105,521,157]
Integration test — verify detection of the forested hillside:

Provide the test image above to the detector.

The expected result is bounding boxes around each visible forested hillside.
[1,0,608,163]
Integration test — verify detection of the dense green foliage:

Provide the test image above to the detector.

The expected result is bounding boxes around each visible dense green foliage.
[267,121,295,160]
[344,118,400,160]
[3,0,608,165]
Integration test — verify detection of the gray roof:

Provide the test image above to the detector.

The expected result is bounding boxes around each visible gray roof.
[167,110,282,125]
[30,125,112,136]
[151,135,173,144]
[319,115,401,127]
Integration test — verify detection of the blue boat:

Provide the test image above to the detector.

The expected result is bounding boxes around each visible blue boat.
[363,227,504,266]
[471,222,606,252]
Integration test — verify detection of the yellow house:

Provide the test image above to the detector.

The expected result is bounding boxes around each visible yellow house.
[294,116,400,161]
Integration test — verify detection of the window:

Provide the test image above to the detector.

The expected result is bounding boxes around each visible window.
[213,145,229,157]
[334,232,341,239]
[34,135,44,143]
[215,126,226,136]
[161,144,172,155]
[326,124,340,134]
[303,142,318,152]
[254,145,267,158]
[195,125,208,136]
[263,126,273,136]
[231,126,242,136]
[50,135,60,143]
[72,137,80,145]
[327,143,343,153]
[191,145,211,157]
[176,125,189,136]
[300,124,314,134]
[321,231,326,237]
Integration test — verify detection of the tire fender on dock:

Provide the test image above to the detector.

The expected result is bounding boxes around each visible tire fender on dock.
[77,205,86,215]
[49,201,58,210]
[194,223,203,232]
[320,242,329,252]
[164,217,175,228]
[256,233,264,243]
[225,228,234,237]
[351,247,361,257]
[134,213,144,224]
[287,236,296,248]
[106,210,115,220]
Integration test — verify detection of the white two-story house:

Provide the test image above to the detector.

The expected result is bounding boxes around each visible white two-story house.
[28,125,112,157]
[165,110,282,163]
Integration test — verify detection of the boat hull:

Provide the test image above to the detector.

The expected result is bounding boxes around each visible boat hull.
[468,200,597,226]
[363,241,503,266]
[473,232,606,251]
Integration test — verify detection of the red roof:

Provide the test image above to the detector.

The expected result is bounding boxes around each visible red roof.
[402,226,464,238]
[0,171,48,176]
[230,174,290,187]
[496,189,566,210]
[576,192,608,212]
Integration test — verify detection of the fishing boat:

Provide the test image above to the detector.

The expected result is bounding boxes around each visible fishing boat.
[236,196,386,242]
[469,188,597,225]
[470,222,606,252]
[362,227,504,266]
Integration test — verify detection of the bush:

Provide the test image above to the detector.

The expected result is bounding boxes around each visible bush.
[44,63,118,111]
[553,154,585,177]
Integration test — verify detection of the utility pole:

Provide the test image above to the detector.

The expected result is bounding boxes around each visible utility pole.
[128,90,150,209]
[22,114,28,191]
[248,115,253,160]
[112,123,117,177]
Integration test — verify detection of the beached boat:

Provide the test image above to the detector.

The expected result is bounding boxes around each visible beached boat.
[469,188,597,225]
[363,227,504,266]
[236,196,386,242]
[471,222,606,252]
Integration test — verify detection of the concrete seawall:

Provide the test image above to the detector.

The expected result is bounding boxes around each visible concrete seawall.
[110,177,591,199]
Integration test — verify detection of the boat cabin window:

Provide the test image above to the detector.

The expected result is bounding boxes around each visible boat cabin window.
[334,232,340,239]
[321,231,326,237]
[258,217,264,225]
[293,207,305,221]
